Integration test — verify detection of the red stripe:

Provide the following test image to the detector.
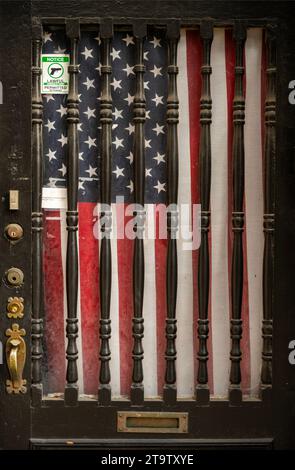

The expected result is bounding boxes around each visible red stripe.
[43,210,66,393]
[78,202,100,395]
[117,203,134,396]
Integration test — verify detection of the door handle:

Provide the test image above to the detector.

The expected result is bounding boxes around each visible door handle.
[5,323,27,394]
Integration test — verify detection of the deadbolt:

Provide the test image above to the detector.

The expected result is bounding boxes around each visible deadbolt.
[5,223,23,241]
[6,268,24,287]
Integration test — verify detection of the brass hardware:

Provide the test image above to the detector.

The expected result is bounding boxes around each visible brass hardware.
[5,223,23,241]
[5,323,27,394]
[9,190,19,210]
[6,267,24,286]
[117,412,188,434]
[7,297,24,319]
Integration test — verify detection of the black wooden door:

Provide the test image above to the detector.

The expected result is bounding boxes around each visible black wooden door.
[0,0,294,450]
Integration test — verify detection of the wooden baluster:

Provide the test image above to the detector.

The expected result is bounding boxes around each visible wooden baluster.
[229,23,246,404]
[131,23,146,405]
[164,23,180,405]
[65,19,80,406]
[196,21,213,405]
[261,26,276,401]
[31,18,43,406]
[99,22,113,405]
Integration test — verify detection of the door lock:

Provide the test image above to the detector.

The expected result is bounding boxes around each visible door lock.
[7,297,24,319]
[5,268,24,287]
[5,223,23,241]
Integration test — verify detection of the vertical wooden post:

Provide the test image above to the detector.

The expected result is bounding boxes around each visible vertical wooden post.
[261,25,276,401]
[196,21,213,405]
[229,22,246,405]
[31,17,43,407]
[99,21,113,405]
[65,19,80,406]
[131,23,146,405]
[164,22,180,405]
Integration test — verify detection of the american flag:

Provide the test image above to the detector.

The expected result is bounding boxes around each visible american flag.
[42,27,266,399]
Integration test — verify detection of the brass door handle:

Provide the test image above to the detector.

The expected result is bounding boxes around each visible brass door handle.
[5,324,27,394]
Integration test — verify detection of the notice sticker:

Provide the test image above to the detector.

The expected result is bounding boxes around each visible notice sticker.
[41,54,69,94]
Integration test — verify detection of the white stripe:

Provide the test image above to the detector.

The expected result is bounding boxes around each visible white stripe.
[42,187,67,209]
[210,28,231,397]
[60,210,68,390]
[143,204,158,398]
[109,204,121,398]
[245,28,264,397]
[176,29,194,398]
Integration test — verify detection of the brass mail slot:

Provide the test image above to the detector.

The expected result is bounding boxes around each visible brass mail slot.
[117,412,188,434]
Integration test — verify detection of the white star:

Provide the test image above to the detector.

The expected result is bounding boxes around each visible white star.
[112,107,123,120]
[54,45,67,54]
[58,133,68,147]
[79,180,85,190]
[44,94,55,103]
[144,81,150,90]
[123,63,135,76]
[124,93,134,106]
[150,36,162,48]
[84,136,97,148]
[78,94,82,103]
[78,122,83,132]
[111,77,122,91]
[112,136,124,149]
[96,62,102,75]
[145,139,151,148]
[154,180,166,193]
[81,46,93,60]
[153,123,165,135]
[150,64,162,77]
[94,35,101,44]
[110,48,121,61]
[43,32,52,43]
[145,168,152,177]
[146,110,151,119]
[126,151,134,164]
[46,149,57,162]
[125,123,135,135]
[83,106,96,119]
[45,119,55,132]
[83,77,95,90]
[152,93,164,106]
[48,179,57,188]
[79,152,84,161]
[143,51,149,61]
[58,164,67,177]
[85,165,98,177]
[153,152,165,164]
[112,123,118,130]
[113,166,125,178]
[127,180,134,193]
[122,34,135,46]
[57,104,67,117]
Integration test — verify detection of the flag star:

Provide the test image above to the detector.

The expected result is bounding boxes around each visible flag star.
[150,64,162,77]
[46,149,57,162]
[127,180,134,193]
[145,139,151,149]
[84,136,97,149]
[113,165,125,178]
[123,63,135,76]
[144,81,150,90]
[143,51,149,61]
[78,180,85,190]
[152,93,164,106]
[83,77,95,90]
[43,32,52,43]
[58,133,68,147]
[44,94,55,103]
[145,168,152,177]
[146,110,151,119]
[125,123,135,135]
[126,151,134,164]
[110,48,121,61]
[58,164,67,177]
[111,77,122,91]
[124,93,135,106]
[112,107,123,120]
[48,179,57,188]
[85,164,98,177]
[96,62,102,75]
[153,123,165,135]
[83,106,96,119]
[112,123,118,130]
[153,152,165,164]
[81,46,94,60]
[57,104,67,117]
[78,122,83,132]
[54,45,67,54]
[122,34,135,46]
[150,36,162,48]
[112,136,124,149]
[154,180,166,193]
[78,94,82,102]
[45,118,55,132]
[94,35,101,44]
[79,152,84,161]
